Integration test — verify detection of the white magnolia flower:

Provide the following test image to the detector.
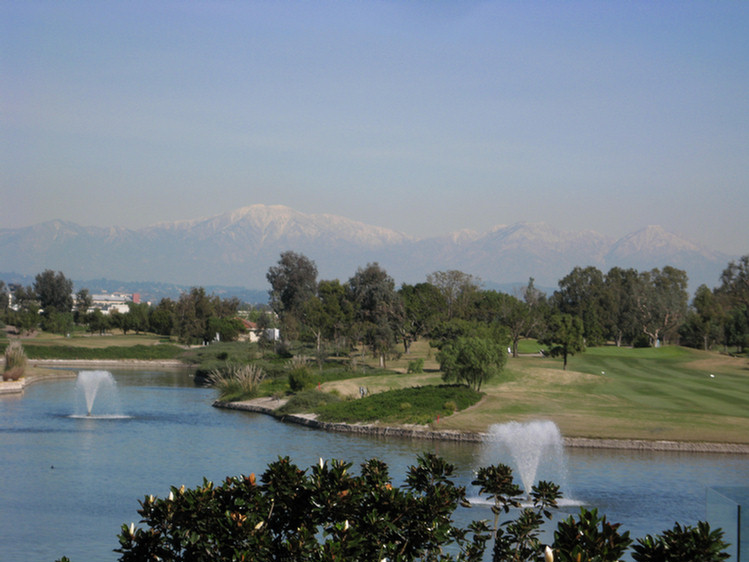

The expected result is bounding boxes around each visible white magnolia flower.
[544,545,554,562]
[129,522,135,536]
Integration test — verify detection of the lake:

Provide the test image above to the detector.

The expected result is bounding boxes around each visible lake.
[1,369,747,561]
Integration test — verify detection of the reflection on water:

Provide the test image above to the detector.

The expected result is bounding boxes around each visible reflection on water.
[1,369,748,562]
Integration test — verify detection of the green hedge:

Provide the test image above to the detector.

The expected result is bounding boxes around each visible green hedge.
[13,344,184,361]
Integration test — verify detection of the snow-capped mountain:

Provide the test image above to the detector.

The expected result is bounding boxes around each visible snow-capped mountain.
[0,205,735,290]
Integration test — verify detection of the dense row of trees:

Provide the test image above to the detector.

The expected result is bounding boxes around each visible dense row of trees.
[0,272,245,345]
[265,252,747,381]
[2,255,747,361]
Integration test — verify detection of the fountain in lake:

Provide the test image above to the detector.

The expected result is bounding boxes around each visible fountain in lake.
[481,420,569,497]
[73,370,126,419]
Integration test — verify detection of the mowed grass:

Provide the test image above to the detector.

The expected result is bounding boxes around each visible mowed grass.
[1,332,184,360]
[436,344,749,443]
[6,331,748,443]
[18,332,169,347]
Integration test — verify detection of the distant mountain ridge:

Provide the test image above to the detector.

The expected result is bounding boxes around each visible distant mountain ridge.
[0,204,736,291]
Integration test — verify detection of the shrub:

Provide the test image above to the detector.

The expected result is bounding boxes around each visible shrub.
[407,358,424,374]
[631,521,730,562]
[633,333,651,348]
[209,363,266,402]
[276,389,342,415]
[3,341,27,381]
[288,366,315,392]
[553,507,631,561]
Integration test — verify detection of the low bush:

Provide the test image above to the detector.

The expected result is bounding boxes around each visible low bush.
[276,388,342,415]
[407,358,424,373]
[287,356,316,391]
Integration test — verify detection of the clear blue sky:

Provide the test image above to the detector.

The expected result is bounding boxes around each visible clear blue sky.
[2,1,747,254]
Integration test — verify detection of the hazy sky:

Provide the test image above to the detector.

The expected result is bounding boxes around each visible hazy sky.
[2,1,748,254]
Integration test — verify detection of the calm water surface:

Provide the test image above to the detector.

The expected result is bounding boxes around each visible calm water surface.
[1,369,747,561]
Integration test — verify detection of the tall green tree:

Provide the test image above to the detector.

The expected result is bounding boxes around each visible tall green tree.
[426,270,481,321]
[149,298,176,336]
[86,308,108,335]
[475,286,544,358]
[715,255,749,352]
[303,280,354,355]
[9,285,39,334]
[721,305,748,353]
[40,308,74,335]
[347,263,403,368]
[635,267,689,346]
[602,267,641,347]
[553,266,606,346]
[174,287,216,344]
[679,285,723,350]
[267,251,318,339]
[399,282,446,353]
[34,270,74,314]
[437,336,507,391]
[540,313,585,370]
[0,280,9,317]
[716,255,749,310]
[74,288,93,324]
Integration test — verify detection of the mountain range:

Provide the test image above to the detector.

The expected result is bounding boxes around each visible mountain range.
[0,204,736,295]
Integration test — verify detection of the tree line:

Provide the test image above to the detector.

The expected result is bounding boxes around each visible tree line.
[266,251,747,368]
[0,273,246,345]
[2,254,747,362]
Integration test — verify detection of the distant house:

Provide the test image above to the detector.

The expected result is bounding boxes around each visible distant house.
[90,292,136,315]
[236,318,259,343]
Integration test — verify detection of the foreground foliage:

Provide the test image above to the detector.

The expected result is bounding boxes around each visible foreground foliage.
[95,455,730,562]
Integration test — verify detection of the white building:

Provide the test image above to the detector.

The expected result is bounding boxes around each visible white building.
[90,292,139,315]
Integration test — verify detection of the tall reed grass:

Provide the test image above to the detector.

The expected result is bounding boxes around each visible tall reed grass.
[3,341,27,381]
[209,363,266,401]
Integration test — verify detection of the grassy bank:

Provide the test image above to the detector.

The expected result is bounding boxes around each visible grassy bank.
[206,338,748,443]
[18,343,184,360]
[435,344,749,443]
[4,330,747,443]
[1,332,184,361]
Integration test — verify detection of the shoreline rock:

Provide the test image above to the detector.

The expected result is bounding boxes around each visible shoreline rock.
[0,370,78,395]
[1,360,189,395]
[214,398,749,454]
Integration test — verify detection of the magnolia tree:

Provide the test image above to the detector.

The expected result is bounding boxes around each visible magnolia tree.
[54,454,731,562]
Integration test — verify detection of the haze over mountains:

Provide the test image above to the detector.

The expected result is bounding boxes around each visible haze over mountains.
[0,204,735,295]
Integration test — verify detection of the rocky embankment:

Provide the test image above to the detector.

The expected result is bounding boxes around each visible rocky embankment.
[214,397,749,454]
